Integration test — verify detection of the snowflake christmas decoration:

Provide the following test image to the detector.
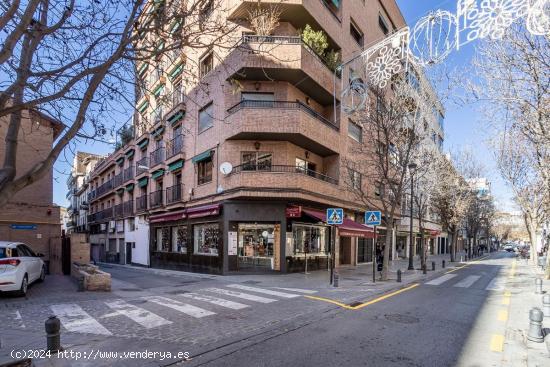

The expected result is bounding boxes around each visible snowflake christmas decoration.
[527,0,550,36]
[367,45,403,89]
[466,0,529,40]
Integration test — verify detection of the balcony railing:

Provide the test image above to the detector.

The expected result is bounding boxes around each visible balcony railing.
[136,195,148,212]
[231,164,338,185]
[150,190,164,209]
[166,184,183,204]
[123,166,135,182]
[113,173,123,188]
[150,147,166,167]
[227,100,339,130]
[136,157,149,175]
[114,203,124,218]
[88,190,97,201]
[167,135,184,159]
[123,200,134,216]
[96,179,113,197]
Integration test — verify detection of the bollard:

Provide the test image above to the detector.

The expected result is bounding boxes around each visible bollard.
[45,316,61,352]
[535,278,543,294]
[397,269,402,282]
[431,261,435,271]
[77,276,85,292]
[422,264,427,275]
[542,294,550,318]
[527,308,544,342]
[442,260,446,268]
[333,272,339,288]
[460,256,464,263]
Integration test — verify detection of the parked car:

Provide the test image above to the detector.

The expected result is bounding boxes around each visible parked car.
[0,241,45,296]
[503,244,514,252]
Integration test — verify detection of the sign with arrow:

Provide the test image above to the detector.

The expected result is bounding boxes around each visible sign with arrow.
[365,211,382,226]
[326,208,344,225]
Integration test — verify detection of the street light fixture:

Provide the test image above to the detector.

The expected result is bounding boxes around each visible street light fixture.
[408,162,417,271]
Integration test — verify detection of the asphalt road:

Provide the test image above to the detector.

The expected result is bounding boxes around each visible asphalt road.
[188,252,513,367]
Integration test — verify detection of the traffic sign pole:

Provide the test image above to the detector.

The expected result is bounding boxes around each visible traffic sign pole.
[373,225,377,283]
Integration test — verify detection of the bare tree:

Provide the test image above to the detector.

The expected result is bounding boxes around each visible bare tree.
[0,0,240,207]
[247,1,281,36]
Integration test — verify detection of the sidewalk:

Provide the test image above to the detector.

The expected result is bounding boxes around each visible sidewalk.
[502,258,550,367]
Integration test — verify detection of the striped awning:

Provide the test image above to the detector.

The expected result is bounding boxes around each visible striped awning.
[138,100,149,113]
[168,110,185,125]
[124,149,135,158]
[116,157,124,165]
[152,169,164,180]
[137,138,149,150]
[192,149,213,164]
[138,177,148,188]
[168,159,184,172]
[169,63,184,80]
[125,184,134,192]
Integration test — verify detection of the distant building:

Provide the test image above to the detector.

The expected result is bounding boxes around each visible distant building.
[469,177,491,197]
[60,206,69,233]
[0,108,64,266]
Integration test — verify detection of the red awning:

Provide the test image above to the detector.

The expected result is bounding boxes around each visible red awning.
[302,209,375,238]
[184,203,221,219]
[150,210,186,223]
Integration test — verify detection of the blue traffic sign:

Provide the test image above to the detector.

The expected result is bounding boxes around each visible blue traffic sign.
[365,211,382,226]
[326,208,344,225]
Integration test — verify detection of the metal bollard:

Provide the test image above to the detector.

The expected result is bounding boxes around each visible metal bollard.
[431,261,435,271]
[422,264,427,274]
[442,260,446,268]
[77,276,85,292]
[535,278,543,294]
[45,316,61,352]
[397,269,402,282]
[333,272,339,288]
[527,308,544,342]
[542,294,550,318]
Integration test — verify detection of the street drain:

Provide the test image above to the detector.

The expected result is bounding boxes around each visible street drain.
[384,314,420,324]
[165,290,190,295]
[118,288,142,292]
[348,301,363,307]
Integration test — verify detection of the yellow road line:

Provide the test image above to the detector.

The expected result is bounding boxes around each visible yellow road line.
[497,310,508,321]
[305,283,420,310]
[490,334,504,352]
[509,261,516,278]
[502,296,510,305]
[445,255,490,274]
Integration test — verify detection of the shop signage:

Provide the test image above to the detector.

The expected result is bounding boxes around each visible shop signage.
[228,231,238,255]
[285,206,302,218]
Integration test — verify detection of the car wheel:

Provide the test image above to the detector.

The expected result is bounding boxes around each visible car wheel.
[38,266,46,282]
[17,275,28,297]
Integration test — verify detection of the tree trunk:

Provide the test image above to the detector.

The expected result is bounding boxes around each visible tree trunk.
[381,225,393,281]
[449,230,455,262]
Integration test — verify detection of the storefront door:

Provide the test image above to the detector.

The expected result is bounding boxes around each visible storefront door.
[238,224,276,270]
[357,238,373,263]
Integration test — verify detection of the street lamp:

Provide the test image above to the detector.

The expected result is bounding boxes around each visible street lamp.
[408,162,417,270]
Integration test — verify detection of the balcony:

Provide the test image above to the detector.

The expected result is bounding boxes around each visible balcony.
[166,184,183,204]
[136,157,149,176]
[96,179,114,198]
[123,200,134,216]
[113,173,123,188]
[123,166,135,182]
[226,35,340,105]
[225,100,340,156]
[114,203,124,218]
[150,190,164,209]
[233,164,338,185]
[166,135,184,159]
[136,195,148,212]
[88,190,97,202]
[150,146,166,167]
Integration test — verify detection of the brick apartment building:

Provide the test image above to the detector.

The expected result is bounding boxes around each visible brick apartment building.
[84,0,444,274]
[0,108,63,269]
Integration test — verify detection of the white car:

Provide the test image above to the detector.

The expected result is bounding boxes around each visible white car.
[0,241,45,296]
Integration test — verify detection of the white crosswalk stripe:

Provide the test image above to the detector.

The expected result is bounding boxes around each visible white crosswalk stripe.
[104,299,172,329]
[204,288,276,303]
[146,296,216,318]
[179,293,249,310]
[485,277,506,291]
[425,274,457,286]
[227,284,300,298]
[453,275,481,288]
[50,304,112,335]
[272,287,318,294]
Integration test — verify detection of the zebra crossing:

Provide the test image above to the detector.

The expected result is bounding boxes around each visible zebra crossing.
[424,273,506,291]
[47,284,316,336]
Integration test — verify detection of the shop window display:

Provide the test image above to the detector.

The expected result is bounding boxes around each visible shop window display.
[194,223,220,255]
[156,227,170,252]
[292,224,329,255]
[172,225,188,253]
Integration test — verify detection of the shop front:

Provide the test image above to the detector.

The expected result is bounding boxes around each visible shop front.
[236,223,280,271]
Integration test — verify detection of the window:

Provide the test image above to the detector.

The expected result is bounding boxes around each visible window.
[349,169,361,189]
[172,81,184,106]
[241,152,272,171]
[198,102,213,133]
[197,156,213,185]
[200,0,213,20]
[200,52,213,78]
[128,218,135,231]
[194,223,220,255]
[292,224,329,255]
[389,143,398,165]
[375,182,384,197]
[379,14,389,35]
[156,227,171,252]
[350,19,364,46]
[348,120,362,142]
[172,225,188,253]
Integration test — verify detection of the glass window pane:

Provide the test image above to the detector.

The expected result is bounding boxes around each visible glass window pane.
[199,103,213,133]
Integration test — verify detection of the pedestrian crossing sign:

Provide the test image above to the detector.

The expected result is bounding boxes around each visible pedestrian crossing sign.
[326,208,344,225]
[365,211,381,226]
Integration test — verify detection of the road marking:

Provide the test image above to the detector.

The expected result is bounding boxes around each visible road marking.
[445,255,490,274]
[502,296,510,305]
[272,287,318,294]
[425,274,457,286]
[50,304,112,335]
[453,275,481,288]
[179,293,249,310]
[485,277,505,291]
[227,284,300,298]
[509,261,516,278]
[497,310,508,321]
[305,283,419,310]
[105,299,172,329]
[14,311,25,328]
[147,296,216,318]
[204,288,277,303]
[490,334,504,352]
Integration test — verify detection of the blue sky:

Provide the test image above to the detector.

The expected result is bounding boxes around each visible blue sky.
[52,0,515,212]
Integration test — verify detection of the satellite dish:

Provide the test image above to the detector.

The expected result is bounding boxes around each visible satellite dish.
[219,162,233,175]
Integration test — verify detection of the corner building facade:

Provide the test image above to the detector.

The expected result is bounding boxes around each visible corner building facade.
[87,0,409,274]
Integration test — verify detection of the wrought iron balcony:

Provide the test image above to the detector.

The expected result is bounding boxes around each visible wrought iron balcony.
[167,135,184,159]
[166,184,183,204]
[150,147,166,167]
[113,173,123,188]
[123,166,135,182]
[114,203,124,218]
[231,164,338,185]
[136,157,149,175]
[136,195,148,212]
[123,200,134,216]
[150,190,164,209]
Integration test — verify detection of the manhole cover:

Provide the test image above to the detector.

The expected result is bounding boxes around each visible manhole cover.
[384,314,420,324]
